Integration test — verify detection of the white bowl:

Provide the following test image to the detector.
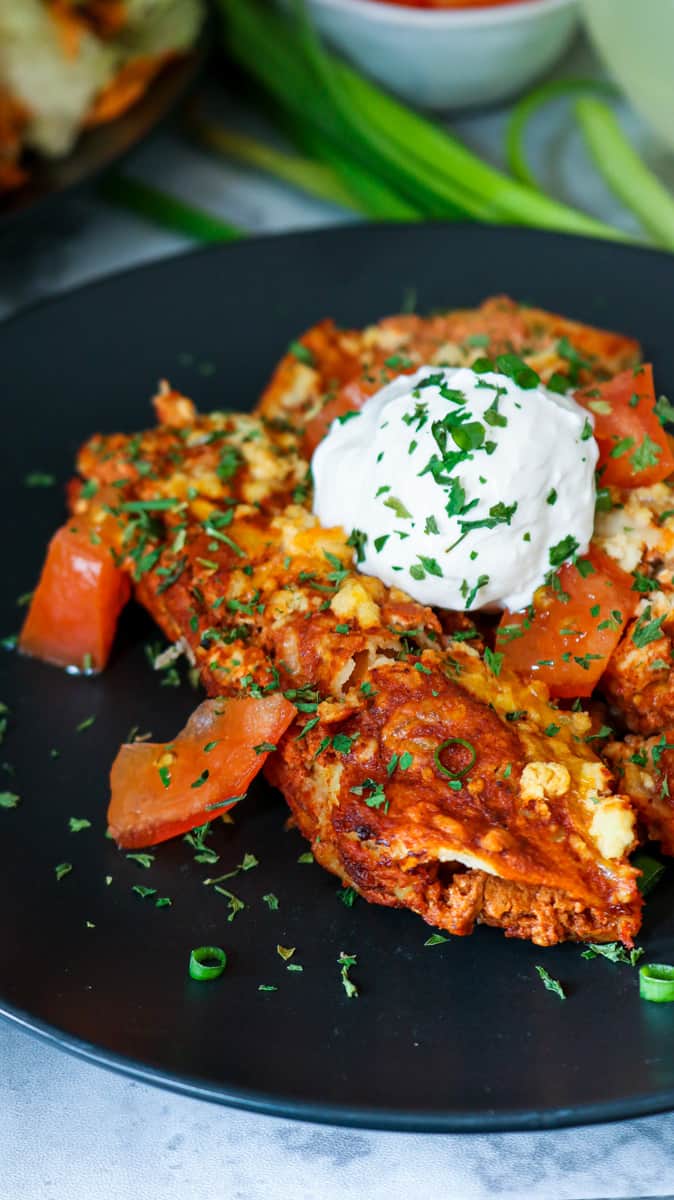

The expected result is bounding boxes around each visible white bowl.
[298,0,579,110]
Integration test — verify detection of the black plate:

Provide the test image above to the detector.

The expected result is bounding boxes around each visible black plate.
[0,35,207,225]
[3,225,674,1133]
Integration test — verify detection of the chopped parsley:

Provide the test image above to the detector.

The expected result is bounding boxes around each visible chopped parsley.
[535,964,565,999]
[383,496,412,520]
[338,951,359,999]
[460,574,489,609]
[610,435,635,460]
[126,852,154,868]
[632,606,666,648]
[214,887,245,921]
[25,472,56,488]
[630,435,662,474]
[350,778,388,811]
[548,535,579,568]
[347,528,368,563]
[190,769,209,789]
[254,741,277,754]
[557,337,592,384]
[654,394,674,427]
[483,647,503,677]
[631,571,658,593]
[581,942,643,967]
[288,340,315,366]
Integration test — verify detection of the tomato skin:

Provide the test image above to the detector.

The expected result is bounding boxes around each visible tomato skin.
[108,694,297,849]
[302,380,376,459]
[497,548,638,699]
[302,357,422,458]
[19,522,130,672]
[576,365,674,488]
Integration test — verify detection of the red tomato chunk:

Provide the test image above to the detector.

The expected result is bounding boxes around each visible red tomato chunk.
[108,694,297,848]
[19,522,130,672]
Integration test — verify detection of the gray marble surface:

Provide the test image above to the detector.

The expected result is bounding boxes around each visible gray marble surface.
[4,1018,674,1200]
[4,35,674,1200]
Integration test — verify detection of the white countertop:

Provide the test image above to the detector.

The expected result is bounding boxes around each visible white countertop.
[4,36,674,1200]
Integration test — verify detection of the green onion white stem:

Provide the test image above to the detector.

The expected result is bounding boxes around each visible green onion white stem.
[189,117,359,212]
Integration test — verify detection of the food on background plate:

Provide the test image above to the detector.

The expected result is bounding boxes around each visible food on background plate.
[18,296,674,950]
[0,0,204,194]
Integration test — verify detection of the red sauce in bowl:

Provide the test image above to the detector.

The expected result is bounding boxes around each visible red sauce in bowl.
[368,0,535,8]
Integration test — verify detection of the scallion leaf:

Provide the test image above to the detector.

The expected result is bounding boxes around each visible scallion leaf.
[100,174,242,244]
[575,97,674,252]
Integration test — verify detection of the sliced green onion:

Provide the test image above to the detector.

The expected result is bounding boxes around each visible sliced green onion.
[433,738,476,781]
[506,78,617,190]
[189,945,227,981]
[283,114,420,221]
[639,963,674,1003]
[633,851,667,896]
[100,174,243,244]
[293,3,475,220]
[575,97,674,252]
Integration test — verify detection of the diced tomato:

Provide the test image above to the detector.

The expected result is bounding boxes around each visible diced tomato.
[497,548,639,699]
[107,695,297,849]
[576,364,674,488]
[302,380,375,459]
[19,522,130,672]
[302,355,421,458]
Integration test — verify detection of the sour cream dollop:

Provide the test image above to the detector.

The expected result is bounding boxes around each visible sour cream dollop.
[312,365,598,612]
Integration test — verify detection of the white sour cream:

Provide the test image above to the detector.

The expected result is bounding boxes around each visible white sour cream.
[312,365,598,612]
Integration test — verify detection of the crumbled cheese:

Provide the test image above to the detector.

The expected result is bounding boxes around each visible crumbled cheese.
[520,762,571,801]
[331,578,381,629]
[590,800,635,860]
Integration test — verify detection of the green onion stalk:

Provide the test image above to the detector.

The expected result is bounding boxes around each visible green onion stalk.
[217,0,630,242]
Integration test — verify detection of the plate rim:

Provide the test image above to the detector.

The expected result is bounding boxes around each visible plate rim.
[5,995,674,1133]
[4,220,674,1133]
[1,219,671,332]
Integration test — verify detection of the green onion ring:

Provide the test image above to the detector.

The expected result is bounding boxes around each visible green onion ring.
[505,78,617,191]
[639,963,674,1003]
[433,738,476,781]
[189,945,227,981]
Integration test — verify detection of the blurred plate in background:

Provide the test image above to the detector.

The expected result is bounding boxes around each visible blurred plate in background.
[0,28,209,229]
